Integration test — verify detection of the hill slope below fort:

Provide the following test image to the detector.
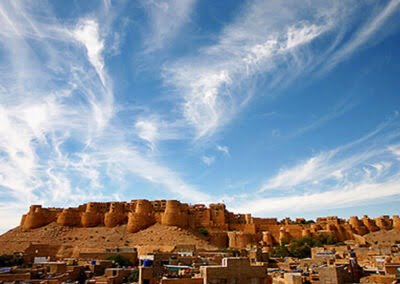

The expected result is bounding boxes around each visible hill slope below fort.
[0,222,218,257]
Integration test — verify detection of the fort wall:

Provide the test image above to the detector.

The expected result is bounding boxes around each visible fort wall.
[18,200,399,251]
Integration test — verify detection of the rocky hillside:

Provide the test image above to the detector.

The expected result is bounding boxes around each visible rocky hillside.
[0,222,218,256]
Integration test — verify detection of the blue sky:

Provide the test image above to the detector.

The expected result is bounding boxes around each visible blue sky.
[1,0,400,233]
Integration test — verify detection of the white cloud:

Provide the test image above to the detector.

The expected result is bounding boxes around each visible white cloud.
[164,1,400,139]
[259,118,399,192]
[85,145,212,203]
[234,178,400,215]
[325,0,400,71]
[133,116,188,149]
[201,155,215,166]
[216,145,230,156]
[230,117,400,215]
[388,144,400,157]
[143,0,196,52]
[73,19,106,85]
[164,1,336,138]
[0,203,27,233]
[0,2,211,233]
[135,119,159,147]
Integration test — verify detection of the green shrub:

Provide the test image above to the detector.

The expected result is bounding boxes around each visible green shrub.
[198,228,209,236]
[128,269,139,282]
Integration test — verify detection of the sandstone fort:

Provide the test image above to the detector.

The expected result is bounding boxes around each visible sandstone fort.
[20,199,400,248]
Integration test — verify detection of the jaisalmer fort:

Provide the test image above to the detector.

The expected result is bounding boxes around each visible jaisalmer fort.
[0,200,399,283]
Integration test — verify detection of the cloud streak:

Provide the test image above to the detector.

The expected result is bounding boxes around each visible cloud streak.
[0,1,210,233]
[231,116,400,215]
[142,0,196,52]
[164,1,400,139]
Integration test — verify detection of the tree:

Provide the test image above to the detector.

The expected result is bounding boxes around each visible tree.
[270,244,290,257]
[0,254,24,267]
[106,254,132,267]
[270,235,338,259]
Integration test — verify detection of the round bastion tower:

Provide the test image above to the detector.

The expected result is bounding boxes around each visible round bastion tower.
[22,205,58,230]
[127,199,155,233]
[57,208,81,226]
[161,200,189,228]
[227,231,253,249]
[393,215,400,231]
[279,227,291,245]
[23,205,46,230]
[262,231,274,246]
[81,203,103,227]
[349,216,368,235]
[105,202,127,228]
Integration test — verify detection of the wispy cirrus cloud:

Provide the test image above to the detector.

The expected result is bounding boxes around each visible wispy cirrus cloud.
[163,1,400,139]
[260,117,399,192]
[216,145,230,156]
[324,0,400,72]
[0,1,210,233]
[142,0,196,52]
[73,19,106,86]
[230,116,400,215]
[163,1,339,138]
[235,179,400,215]
[201,155,215,166]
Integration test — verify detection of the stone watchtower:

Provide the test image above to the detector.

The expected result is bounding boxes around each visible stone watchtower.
[127,199,155,233]
[105,202,127,228]
[81,202,104,227]
[161,200,189,228]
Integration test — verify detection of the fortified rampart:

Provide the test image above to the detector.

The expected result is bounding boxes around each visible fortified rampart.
[19,200,400,250]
